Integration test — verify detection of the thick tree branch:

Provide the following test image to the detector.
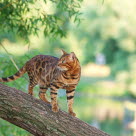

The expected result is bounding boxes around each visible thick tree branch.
[0,84,110,136]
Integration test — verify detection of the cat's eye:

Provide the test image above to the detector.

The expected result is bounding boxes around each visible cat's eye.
[62,60,65,63]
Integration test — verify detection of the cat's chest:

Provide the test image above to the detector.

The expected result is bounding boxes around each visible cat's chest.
[57,74,79,86]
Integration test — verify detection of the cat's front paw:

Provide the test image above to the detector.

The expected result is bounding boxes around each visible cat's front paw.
[52,105,59,112]
[28,92,33,96]
[69,111,76,117]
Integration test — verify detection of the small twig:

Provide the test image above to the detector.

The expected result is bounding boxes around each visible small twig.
[0,0,19,11]
[0,43,19,71]
[0,42,29,81]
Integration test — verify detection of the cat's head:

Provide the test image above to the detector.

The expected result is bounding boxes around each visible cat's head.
[57,50,79,71]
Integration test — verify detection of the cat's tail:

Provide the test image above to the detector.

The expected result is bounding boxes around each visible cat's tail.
[0,66,26,82]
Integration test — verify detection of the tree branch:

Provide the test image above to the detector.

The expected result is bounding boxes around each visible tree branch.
[0,84,110,136]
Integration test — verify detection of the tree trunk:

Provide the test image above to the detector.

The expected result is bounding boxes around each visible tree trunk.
[0,84,110,136]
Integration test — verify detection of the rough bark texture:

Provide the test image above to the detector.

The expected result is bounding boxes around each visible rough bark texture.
[0,84,110,136]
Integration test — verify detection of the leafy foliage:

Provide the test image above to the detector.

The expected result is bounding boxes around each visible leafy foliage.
[0,0,82,41]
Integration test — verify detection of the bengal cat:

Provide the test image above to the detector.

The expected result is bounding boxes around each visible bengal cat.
[0,50,81,116]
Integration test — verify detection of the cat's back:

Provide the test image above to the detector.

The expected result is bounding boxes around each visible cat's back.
[25,55,59,70]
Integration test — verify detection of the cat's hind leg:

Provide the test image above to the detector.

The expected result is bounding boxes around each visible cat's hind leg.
[39,86,50,104]
[28,73,37,96]
[28,84,35,95]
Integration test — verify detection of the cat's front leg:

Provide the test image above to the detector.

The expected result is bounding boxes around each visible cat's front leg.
[66,86,76,117]
[50,84,60,112]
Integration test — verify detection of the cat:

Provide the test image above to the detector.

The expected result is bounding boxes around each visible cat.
[0,50,81,116]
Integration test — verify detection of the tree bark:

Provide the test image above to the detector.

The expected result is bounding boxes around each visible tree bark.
[0,84,110,136]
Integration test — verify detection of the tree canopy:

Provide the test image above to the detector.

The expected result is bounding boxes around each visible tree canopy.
[0,0,82,41]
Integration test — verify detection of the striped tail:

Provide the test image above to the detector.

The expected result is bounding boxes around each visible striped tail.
[0,66,26,82]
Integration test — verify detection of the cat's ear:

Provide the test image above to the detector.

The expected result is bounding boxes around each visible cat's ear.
[69,52,76,60]
[61,49,67,55]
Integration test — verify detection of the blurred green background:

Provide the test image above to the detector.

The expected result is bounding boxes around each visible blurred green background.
[1,0,136,136]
